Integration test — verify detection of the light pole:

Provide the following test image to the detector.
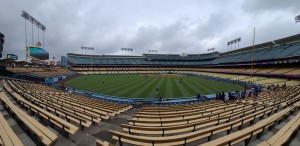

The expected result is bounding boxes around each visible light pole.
[148,50,158,54]
[121,48,133,55]
[227,38,241,51]
[21,10,46,62]
[81,46,94,72]
[295,15,300,23]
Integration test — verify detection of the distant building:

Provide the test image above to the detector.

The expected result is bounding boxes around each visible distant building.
[61,56,67,67]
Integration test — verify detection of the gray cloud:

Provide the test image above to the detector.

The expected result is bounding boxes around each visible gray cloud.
[242,0,300,14]
[0,0,299,61]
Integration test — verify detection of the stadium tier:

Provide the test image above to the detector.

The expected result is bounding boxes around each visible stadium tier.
[68,35,300,67]
[6,68,75,77]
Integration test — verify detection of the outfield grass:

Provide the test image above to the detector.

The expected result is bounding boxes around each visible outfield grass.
[64,74,243,99]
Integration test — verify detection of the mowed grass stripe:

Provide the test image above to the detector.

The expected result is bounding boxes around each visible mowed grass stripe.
[102,77,147,95]
[144,78,165,98]
[181,81,197,96]
[158,78,168,98]
[92,75,139,90]
[108,76,156,96]
[121,78,160,98]
[187,78,215,94]
[132,78,161,98]
[93,76,142,92]
[198,78,238,93]
[170,78,184,97]
[181,78,201,96]
[67,75,133,91]
[187,77,213,94]
[172,79,190,97]
[165,78,174,98]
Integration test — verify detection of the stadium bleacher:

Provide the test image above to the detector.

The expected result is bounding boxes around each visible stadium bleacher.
[95,86,300,145]
[7,67,76,78]
[0,78,132,145]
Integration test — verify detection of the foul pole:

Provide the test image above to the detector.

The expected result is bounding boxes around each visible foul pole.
[251,27,256,82]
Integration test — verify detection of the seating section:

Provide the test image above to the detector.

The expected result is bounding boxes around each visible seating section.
[258,102,300,146]
[0,101,23,146]
[68,41,300,66]
[7,67,75,77]
[0,79,132,145]
[189,71,299,86]
[4,81,80,135]
[0,88,58,146]
[96,86,300,145]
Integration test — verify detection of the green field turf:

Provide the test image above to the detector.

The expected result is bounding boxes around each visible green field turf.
[65,74,243,99]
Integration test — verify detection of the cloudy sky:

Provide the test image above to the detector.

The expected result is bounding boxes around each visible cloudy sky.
[0,0,299,61]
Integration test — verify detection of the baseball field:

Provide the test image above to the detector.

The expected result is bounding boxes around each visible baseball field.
[65,74,243,98]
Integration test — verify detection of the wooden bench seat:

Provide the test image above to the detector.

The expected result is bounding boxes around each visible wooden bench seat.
[12,80,132,120]
[258,109,300,146]
[36,93,111,119]
[128,105,264,127]
[135,103,237,117]
[200,107,294,146]
[54,94,124,114]
[110,106,279,145]
[14,81,131,115]
[9,81,101,125]
[3,83,79,135]
[25,92,103,123]
[133,104,249,121]
[11,81,112,120]
[137,102,224,114]
[139,101,221,111]
[7,84,92,128]
[122,105,264,135]
[0,111,23,146]
[96,139,114,146]
[0,92,58,146]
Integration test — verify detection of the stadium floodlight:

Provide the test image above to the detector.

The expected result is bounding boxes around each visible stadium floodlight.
[21,11,46,31]
[227,37,241,51]
[21,10,47,60]
[148,50,158,54]
[0,32,4,54]
[295,15,300,23]
[207,48,215,52]
[81,46,94,68]
[121,48,133,55]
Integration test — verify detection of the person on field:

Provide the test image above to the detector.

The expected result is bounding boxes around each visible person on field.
[156,88,159,98]
[196,92,201,99]
[224,94,229,103]
[159,97,162,101]
[221,91,225,101]
[216,93,219,100]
